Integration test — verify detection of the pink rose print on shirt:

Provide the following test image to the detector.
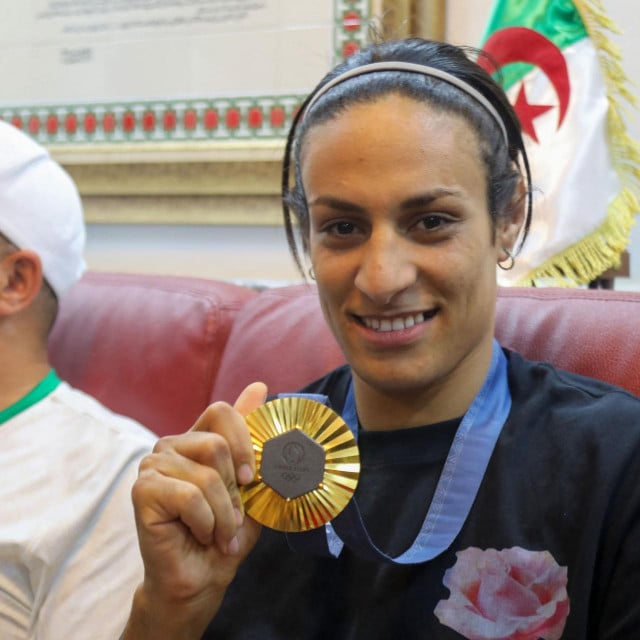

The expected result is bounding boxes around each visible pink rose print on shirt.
[434,546,569,640]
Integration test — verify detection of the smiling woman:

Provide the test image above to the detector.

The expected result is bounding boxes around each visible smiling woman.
[121,37,640,640]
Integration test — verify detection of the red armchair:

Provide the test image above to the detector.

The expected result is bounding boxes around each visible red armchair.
[48,272,257,437]
[49,271,640,437]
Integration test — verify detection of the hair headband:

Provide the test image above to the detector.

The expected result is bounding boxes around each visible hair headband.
[302,61,509,146]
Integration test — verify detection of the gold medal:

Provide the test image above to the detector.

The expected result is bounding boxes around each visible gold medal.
[240,397,360,532]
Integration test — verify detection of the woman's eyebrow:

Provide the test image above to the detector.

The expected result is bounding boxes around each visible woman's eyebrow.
[401,188,464,209]
[308,188,464,212]
[307,196,365,212]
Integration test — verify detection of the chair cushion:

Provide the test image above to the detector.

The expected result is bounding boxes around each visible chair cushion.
[496,287,640,396]
[212,284,345,403]
[49,272,257,436]
[215,284,640,402]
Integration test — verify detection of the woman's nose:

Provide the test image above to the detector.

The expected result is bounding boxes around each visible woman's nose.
[354,230,417,305]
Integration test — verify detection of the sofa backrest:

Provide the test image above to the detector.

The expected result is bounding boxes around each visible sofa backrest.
[50,272,640,437]
[49,272,257,437]
[495,286,640,395]
[213,284,640,404]
[211,284,344,403]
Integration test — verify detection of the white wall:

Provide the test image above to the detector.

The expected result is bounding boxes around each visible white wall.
[87,223,303,286]
[85,0,640,290]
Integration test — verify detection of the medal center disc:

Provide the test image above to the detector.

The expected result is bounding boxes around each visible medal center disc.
[260,430,325,499]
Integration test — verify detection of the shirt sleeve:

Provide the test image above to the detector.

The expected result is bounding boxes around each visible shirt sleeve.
[592,433,640,638]
[33,459,145,640]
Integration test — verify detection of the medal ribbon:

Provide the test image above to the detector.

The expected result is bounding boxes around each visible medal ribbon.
[285,339,511,564]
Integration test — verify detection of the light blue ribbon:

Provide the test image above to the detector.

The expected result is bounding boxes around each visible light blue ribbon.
[285,339,511,564]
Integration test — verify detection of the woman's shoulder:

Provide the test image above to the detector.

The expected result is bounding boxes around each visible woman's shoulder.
[505,347,640,442]
[506,347,639,400]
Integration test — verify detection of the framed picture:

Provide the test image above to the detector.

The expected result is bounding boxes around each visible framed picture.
[0,0,445,224]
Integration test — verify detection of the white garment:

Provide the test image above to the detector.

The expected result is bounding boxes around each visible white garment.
[0,382,157,640]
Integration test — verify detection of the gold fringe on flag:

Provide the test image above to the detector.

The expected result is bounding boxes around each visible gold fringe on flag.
[517,0,640,287]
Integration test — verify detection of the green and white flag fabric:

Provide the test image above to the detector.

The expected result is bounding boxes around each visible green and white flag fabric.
[479,0,639,286]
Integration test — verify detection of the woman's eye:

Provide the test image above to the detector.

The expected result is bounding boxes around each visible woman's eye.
[419,215,446,230]
[328,221,356,236]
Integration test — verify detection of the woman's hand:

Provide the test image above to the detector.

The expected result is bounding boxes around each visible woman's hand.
[121,382,267,640]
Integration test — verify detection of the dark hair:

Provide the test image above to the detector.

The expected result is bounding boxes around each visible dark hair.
[282,37,532,273]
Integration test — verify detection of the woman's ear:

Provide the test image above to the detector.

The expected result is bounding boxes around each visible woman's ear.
[496,176,527,262]
[0,249,44,316]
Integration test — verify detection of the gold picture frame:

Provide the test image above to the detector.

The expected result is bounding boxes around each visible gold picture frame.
[49,1,445,226]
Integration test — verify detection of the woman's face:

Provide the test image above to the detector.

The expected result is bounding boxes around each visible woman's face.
[301,94,519,424]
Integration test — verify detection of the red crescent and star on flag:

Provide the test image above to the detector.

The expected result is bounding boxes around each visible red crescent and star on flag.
[480,26,571,144]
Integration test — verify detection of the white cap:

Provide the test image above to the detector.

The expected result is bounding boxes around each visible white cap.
[0,120,86,299]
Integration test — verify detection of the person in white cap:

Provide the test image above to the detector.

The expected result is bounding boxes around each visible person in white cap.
[0,120,156,640]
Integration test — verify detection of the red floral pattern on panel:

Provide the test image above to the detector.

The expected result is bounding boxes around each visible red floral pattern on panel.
[84,113,97,134]
[46,115,58,135]
[270,106,285,127]
[122,112,136,132]
[204,109,219,130]
[163,111,177,131]
[103,113,116,133]
[142,111,156,132]
[28,117,40,134]
[64,114,77,134]
[247,106,262,128]
[434,547,569,640]
[183,109,198,130]
[343,11,361,32]
[342,41,359,58]
[225,108,241,129]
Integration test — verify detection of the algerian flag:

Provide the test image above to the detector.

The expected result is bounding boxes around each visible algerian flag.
[479,0,639,286]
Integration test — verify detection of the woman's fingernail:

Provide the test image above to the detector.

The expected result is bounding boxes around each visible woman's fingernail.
[237,464,254,485]
[235,508,244,526]
[227,536,240,555]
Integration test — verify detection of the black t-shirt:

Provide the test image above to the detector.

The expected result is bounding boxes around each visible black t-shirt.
[204,350,640,639]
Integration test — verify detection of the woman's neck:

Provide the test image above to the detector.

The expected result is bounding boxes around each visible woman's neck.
[352,342,494,431]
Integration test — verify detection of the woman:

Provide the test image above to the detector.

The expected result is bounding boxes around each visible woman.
[122,39,640,639]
